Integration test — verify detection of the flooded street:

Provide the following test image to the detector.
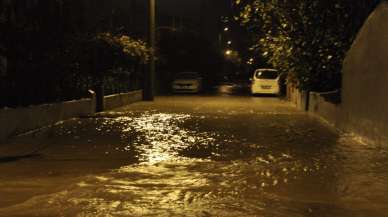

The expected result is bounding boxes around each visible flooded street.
[1,95,388,217]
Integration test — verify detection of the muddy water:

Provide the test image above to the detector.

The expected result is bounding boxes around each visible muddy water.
[1,104,388,216]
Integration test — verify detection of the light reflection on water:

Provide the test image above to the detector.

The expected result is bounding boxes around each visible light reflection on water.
[1,111,388,216]
[111,113,221,165]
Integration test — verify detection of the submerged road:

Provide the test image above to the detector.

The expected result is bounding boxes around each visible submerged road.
[0,89,388,216]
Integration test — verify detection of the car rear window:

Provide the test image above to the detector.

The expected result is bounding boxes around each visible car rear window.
[255,70,279,79]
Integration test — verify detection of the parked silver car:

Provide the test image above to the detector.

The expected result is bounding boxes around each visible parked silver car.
[172,72,202,93]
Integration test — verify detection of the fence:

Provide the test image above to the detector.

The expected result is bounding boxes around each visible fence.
[0,67,144,109]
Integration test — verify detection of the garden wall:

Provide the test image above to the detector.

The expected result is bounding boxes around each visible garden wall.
[104,90,143,110]
[0,98,95,142]
[288,2,388,146]
[340,1,388,145]
[286,84,308,111]
[0,90,143,142]
[308,92,342,127]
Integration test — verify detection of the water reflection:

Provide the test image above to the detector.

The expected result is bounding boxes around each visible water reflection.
[1,111,388,216]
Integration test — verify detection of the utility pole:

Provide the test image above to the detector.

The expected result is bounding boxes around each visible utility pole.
[144,0,156,101]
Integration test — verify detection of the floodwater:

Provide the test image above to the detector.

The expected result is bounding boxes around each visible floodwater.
[0,96,388,217]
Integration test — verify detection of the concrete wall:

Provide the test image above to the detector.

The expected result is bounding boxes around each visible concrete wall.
[341,1,388,145]
[0,98,95,142]
[0,90,143,142]
[289,2,388,146]
[286,84,308,111]
[308,91,343,127]
[104,90,143,110]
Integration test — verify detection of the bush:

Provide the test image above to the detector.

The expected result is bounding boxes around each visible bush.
[0,29,150,107]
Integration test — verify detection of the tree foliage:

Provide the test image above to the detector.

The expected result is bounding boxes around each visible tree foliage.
[234,0,379,91]
[0,23,150,107]
[96,33,151,64]
[63,32,151,85]
[0,0,151,107]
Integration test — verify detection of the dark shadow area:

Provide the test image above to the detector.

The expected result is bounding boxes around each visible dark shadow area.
[0,154,41,164]
[251,93,279,98]
[321,90,342,104]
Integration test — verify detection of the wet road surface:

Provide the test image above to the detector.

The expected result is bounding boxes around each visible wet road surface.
[0,94,388,217]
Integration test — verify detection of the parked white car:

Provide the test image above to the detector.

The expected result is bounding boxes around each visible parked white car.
[172,72,202,93]
[250,69,280,95]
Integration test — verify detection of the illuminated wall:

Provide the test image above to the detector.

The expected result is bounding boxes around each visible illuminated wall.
[341,1,388,145]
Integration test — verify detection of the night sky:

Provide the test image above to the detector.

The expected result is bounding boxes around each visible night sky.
[158,0,203,18]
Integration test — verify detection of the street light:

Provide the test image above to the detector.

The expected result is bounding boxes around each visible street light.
[224,27,229,32]
[144,0,156,101]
